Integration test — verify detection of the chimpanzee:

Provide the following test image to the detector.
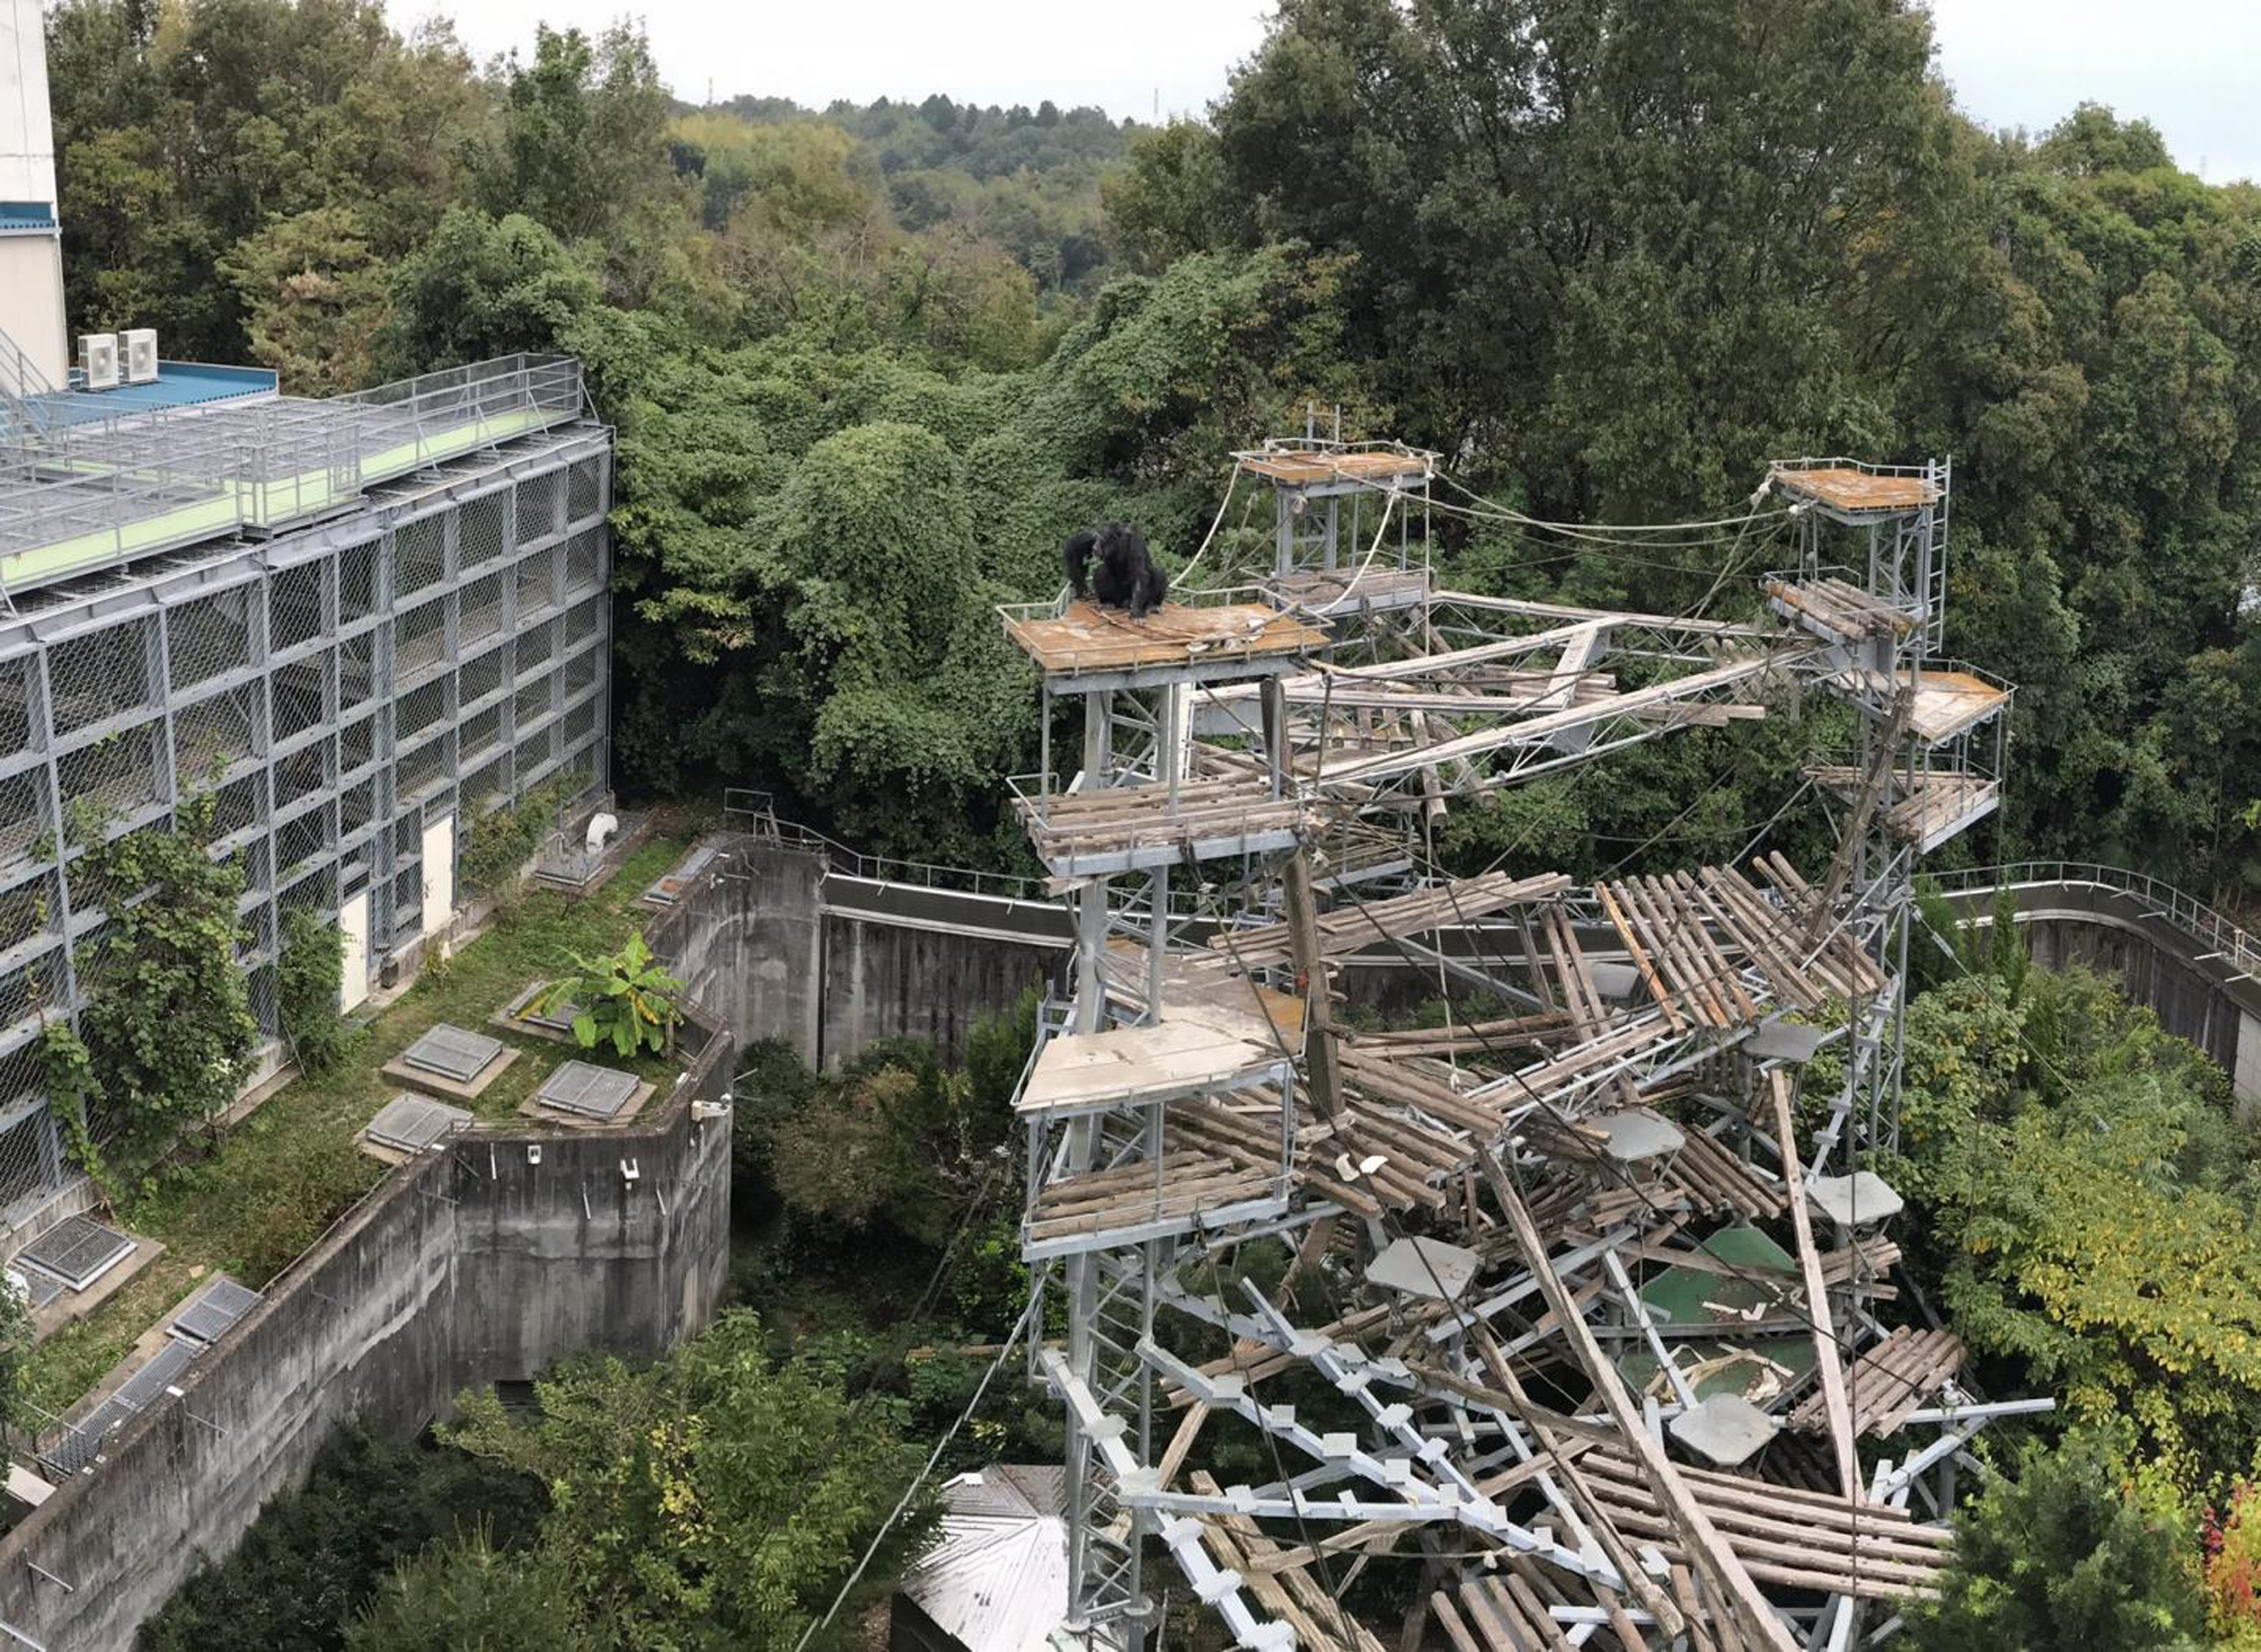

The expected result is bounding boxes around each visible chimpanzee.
[1062,521,1168,619]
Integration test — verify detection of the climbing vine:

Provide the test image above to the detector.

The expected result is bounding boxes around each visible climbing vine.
[39,791,256,1172]
[278,906,350,1076]
[459,775,582,894]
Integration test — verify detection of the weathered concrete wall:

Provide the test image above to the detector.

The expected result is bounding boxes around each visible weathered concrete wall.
[0,1020,733,1648]
[2020,916,2242,1072]
[646,839,826,1058]
[818,912,1054,1067]
[654,841,1060,1071]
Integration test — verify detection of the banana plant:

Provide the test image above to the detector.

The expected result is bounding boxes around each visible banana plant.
[538,934,685,1058]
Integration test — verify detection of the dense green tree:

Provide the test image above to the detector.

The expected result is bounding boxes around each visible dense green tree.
[139,1430,545,1652]
[1906,1429,2206,1652]
[382,209,602,372]
[442,1310,937,1648]
[346,1531,594,1652]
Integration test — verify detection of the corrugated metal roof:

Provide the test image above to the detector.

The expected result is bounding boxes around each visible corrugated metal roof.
[901,1466,1068,1652]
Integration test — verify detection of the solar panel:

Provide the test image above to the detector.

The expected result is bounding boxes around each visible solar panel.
[366,1094,473,1153]
[533,1060,641,1120]
[113,1337,201,1410]
[401,1024,504,1083]
[17,1215,136,1291]
[170,1277,262,1347]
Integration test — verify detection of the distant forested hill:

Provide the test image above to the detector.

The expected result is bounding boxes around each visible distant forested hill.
[698,91,1130,298]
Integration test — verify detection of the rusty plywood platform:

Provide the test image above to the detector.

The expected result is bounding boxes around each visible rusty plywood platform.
[1771,465,1940,514]
[1004,599,1327,685]
[1017,1018,1289,1118]
[1901,668,2009,743]
[1236,448,1434,488]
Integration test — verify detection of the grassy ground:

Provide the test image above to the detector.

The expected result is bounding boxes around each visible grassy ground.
[23,830,691,1416]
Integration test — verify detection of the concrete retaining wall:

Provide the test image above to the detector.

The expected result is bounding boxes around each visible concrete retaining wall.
[655,841,1059,1072]
[0,1012,733,1648]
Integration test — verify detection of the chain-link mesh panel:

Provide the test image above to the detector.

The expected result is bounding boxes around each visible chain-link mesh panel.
[338,539,379,624]
[462,754,508,813]
[0,656,38,760]
[173,684,264,792]
[49,620,153,737]
[212,769,265,842]
[393,812,420,859]
[563,528,604,595]
[270,652,329,744]
[0,1044,66,1224]
[57,722,159,822]
[247,962,278,1039]
[236,835,272,894]
[394,597,446,681]
[168,585,259,697]
[0,873,58,958]
[397,733,449,803]
[517,617,556,672]
[394,514,446,599]
[274,739,330,812]
[389,864,420,938]
[279,862,334,917]
[515,544,559,617]
[397,676,451,744]
[516,471,563,547]
[563,646,598,699]
[341,775,377,837]
[340,711,377,775]
[513,725,553,788]
[461,490,508,573]
[459,641,508,707]
[0,770,50,871]
[560,699,596,750]
[459,573,505,649]
[338,630,377,712]
[460,705,503,767]
[565,595,602,647]
[268,563,325,654]
[367,873,393,946]
[0,944,60,1033]
[275,803,332,884]
[567,456,603,524]
[513,676,552,734]
[236,899,274,965]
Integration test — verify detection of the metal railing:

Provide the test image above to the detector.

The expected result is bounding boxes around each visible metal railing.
[1926,861,2261,981]
[722,788,1044,901]
[0,353,586,597]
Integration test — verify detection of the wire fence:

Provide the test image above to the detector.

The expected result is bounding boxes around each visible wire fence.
[0,428,614,1234]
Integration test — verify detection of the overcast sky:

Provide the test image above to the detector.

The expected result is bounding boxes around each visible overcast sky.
[395,0,2261,183]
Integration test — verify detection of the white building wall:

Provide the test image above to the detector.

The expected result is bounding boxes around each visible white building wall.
[0,0,67,386]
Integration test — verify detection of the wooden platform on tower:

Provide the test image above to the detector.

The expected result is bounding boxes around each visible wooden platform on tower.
[1001,594,1327,691]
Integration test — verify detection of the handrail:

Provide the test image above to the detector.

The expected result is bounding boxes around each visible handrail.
[722,789,1046,902]
[1927,860,2261,979]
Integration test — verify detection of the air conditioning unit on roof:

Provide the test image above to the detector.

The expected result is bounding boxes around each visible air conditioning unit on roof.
[122,328,159,386]
[78,332,119,391]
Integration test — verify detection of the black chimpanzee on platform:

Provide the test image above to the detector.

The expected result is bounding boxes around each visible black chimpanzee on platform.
[1063,522,1168,619]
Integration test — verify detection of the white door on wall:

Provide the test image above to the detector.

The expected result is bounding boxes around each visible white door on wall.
[338,892,370,1012]
[421,813,455,940]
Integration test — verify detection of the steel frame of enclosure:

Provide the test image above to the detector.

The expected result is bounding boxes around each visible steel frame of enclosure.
[0,419,614,1235]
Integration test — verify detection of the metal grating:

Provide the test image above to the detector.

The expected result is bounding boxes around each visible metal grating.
[13,1265,62,1308]
[366,1092,473,1152]
[114,1334,201,1409]
[39,1401,129,1475]
[18,1214,135,1291]
[169,1275,262,1346]
[401,1023,504,1083]
[533,1059,639,1120]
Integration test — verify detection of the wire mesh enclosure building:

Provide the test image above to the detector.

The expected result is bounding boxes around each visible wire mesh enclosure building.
[0,407,612,1233]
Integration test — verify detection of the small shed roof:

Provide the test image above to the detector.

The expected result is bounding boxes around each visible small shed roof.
[901,1466,1068,1652]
